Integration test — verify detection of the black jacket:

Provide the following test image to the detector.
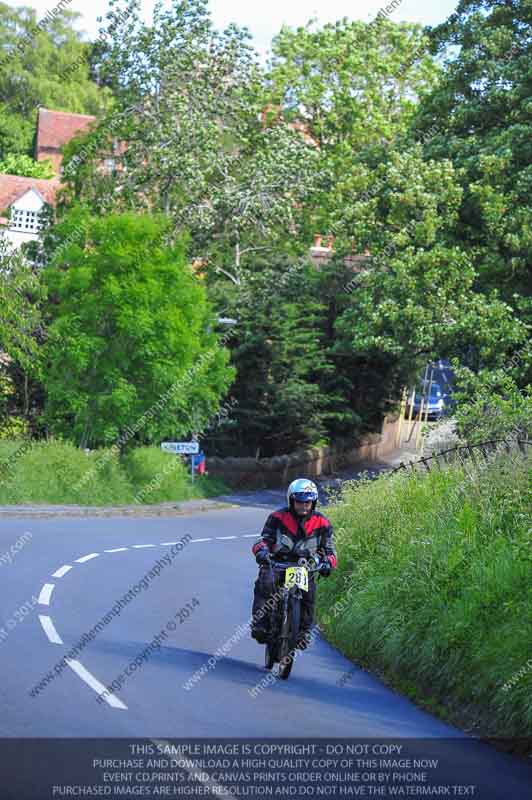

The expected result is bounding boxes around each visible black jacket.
[252,506,337,567]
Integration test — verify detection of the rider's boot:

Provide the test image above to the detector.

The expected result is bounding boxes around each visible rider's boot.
[251,625,269,644]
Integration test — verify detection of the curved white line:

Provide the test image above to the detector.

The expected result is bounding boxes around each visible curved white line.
[66,659,127,710]
[242,534,257,538]
[41,536,219,712]
[39,615,62,644]
[38,583,55,606]
[75,553,99,563]
[52,565,72,578]
[217,536,237,540]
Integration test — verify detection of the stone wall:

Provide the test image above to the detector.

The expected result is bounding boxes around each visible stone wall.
[206,415,400,489]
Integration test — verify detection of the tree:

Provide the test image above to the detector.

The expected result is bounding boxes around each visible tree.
[0,2,111,158]
[332,146,527,409]
[216,257,335,456]
[60,0,319,282]
[268,17,438,148]
[0,240,46,428]
[40,209,234,448]
[266,17,440,243]
[0,153,54,177]
[414,0,532,323]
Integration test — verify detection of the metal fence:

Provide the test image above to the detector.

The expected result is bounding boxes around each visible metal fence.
[391,439,531,475]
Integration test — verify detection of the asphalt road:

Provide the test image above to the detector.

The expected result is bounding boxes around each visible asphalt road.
[0,500,530,798]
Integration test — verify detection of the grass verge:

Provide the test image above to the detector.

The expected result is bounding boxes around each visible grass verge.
[0,439,227,505]
[318,451,532,741]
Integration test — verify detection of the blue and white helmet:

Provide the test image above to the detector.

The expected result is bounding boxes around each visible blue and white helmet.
[287,478,319,510]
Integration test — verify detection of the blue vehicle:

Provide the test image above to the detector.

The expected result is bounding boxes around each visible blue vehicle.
[406,360,456,420]
[406,381,447,420]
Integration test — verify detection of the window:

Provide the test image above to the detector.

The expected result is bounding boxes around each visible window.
[10,208,43,232]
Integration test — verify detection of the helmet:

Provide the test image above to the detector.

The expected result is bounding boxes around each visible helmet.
[287,478,319,512]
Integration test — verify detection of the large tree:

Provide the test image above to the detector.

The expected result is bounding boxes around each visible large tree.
[0,2,111,158]
[60,0,319,283]
[266,17,440,244]
[333,146,527,407]
[415,0,532,321]
[40,209,234,448]
[217,257,336,457]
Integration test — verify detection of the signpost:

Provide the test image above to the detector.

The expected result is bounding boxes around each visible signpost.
[161,442,200,481]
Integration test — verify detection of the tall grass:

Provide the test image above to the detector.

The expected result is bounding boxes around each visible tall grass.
[0,440,225,505]
[319,452,532,737]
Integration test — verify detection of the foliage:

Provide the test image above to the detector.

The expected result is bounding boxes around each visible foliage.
[218,257,335,456]
[320,452,532,736]
[0,1,111,158]
[269,17,438,147]
[40,209,234,448]
[415,0,532,319]
[0,153,54,178]
[0,439,224,504]
[332,147,526,406]
[267,17,440,242]
[60,0,318,281]
[454,378,532,444]
[0,240,45,371]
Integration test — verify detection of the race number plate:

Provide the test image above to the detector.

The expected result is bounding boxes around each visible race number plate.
[285,566,309,592]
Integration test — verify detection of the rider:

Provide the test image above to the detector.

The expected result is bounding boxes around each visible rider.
[250,478,337,649]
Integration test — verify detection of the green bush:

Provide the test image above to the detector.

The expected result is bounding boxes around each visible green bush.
[0,440,225,505]
[122,447,194,504]
[454,378,532,445]
[319,451,532,736]
[0,439,133,505]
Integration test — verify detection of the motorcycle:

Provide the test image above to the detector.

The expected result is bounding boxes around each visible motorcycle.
[263,554,323,680]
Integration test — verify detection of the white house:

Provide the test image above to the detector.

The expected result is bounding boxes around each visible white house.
[0,108,96,253]
[0,175,61,252]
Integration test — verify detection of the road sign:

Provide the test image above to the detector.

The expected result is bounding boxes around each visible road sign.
[161,442,199,455]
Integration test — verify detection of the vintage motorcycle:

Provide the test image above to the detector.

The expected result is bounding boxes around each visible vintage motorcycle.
[263,554,323,680]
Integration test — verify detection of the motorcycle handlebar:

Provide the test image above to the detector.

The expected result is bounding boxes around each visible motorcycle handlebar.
[269,556,325,574]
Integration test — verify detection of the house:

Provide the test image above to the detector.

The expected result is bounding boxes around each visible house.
[0,108,95,251]
[0,174,61,251]
[35,108,96,174]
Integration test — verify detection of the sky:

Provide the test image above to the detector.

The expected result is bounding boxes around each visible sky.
[13,0,459,56]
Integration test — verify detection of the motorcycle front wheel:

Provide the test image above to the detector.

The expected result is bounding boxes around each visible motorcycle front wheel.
[264,641,276,670]
[278,594,300,680]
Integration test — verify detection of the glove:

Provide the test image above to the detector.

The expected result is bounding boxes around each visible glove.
[255,548,271,566]
[319,561,332,577]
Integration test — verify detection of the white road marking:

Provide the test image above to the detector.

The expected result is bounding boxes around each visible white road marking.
[38,583,55,606]
[37,535,225,712]
[242,534,257,538]
[75,553,99,563]
[66,659,127,710]
[52,565,72,578]
[39,615,63,644]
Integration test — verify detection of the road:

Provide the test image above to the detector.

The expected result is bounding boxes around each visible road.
[0,498,530,798]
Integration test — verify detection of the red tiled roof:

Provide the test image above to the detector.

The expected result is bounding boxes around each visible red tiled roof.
[36,108,96,154]
[0,174,61,213]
